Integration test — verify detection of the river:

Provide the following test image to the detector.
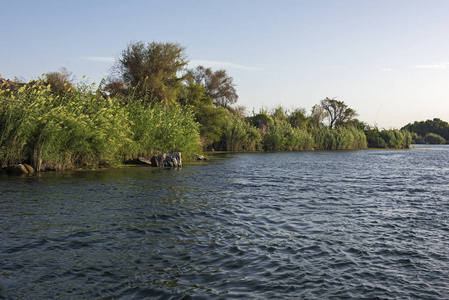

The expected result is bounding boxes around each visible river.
[1,146,448,299]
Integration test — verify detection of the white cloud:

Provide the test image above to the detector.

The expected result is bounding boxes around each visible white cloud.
[189,60,258,70]
[410,62,449,69]
[382,68,392,72]
[81,56,116,63]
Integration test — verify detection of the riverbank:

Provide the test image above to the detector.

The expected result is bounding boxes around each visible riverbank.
[0,80,411,172]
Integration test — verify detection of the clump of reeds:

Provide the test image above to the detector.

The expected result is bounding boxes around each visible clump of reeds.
[311,126,367,150]
[262,120,314,151]
[125,97,201,159]
[221,112,262,151]
[0,79,201,170]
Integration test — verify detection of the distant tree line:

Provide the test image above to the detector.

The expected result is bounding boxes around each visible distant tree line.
[402,118,448,144]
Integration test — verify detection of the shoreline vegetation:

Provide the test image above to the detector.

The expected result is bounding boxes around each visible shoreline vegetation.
[0,41,421,172]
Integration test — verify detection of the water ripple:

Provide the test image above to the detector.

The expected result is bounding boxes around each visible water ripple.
[1,148,449,299]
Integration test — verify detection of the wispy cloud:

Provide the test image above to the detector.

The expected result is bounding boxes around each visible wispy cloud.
[189,60,258,71]
[382,68,392,72]
[81,56,116,63]
[410,62,449,69]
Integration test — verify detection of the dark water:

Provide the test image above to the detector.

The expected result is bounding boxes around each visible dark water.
[1,146,449,299]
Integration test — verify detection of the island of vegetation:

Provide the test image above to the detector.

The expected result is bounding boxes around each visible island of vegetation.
[0,41,418,171]
[402,118,449,144]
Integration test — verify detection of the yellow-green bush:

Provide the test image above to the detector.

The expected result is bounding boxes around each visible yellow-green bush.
[0,80,200,170]
[0,81,133,170]
[126,99,200,158]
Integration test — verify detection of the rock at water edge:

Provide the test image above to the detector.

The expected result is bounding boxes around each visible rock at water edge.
[151,152,182,168]
[6,164,28,174]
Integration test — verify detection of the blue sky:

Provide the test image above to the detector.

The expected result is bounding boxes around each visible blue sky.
[2,0,449,128]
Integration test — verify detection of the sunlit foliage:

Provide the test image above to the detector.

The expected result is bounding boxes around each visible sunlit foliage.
[0,79,200,170]
[113,41,188,105]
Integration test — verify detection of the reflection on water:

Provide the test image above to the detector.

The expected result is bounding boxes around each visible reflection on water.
[1,147,449,299]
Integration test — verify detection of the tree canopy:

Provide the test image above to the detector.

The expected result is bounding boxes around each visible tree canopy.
[402,118,449,142]
[188,66,238,108]
[113,41,188,104]
[320,97,357,129]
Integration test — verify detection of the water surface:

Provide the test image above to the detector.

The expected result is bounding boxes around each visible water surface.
[1,146,448,299]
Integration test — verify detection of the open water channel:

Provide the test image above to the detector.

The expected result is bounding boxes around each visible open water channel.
[1,146,448,299]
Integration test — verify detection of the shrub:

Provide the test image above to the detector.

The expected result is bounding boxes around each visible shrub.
[250,113,274,131]
[425,132,446,144]
[365,128,411,148]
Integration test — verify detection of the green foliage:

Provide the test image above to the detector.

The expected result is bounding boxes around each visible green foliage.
[114,41,188,104]
[192,104,260,151]
[310,104,326,127]
[126,99,200,157]
[0,81,133,170]
[193,104,228,150]
[311,126,367,150]
[0,79,201,170]
[288,108,309,128]
[253,106,365,151]
[250,113,274,131]
[178,78,213,107]
[424,132,446,144]
[365,128,411,148]
[402,118,449,142]
[188,66,238,108]
[262,121,314,151]
[2,53,416,171]
[409,132,420,144]
[221,113,261,151]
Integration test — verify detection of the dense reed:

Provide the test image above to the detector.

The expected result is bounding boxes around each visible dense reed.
[126,98,200,158]
[0,81,200,170]
[221,113,261,151]
[311,126,367,150]
[262,120,314,151]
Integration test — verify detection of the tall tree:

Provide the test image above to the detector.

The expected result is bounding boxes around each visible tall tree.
[310,104,326,127]
[188,66,238,108]
[320,97,357,129]
[178,77,212,107]
[114,41,188,104]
